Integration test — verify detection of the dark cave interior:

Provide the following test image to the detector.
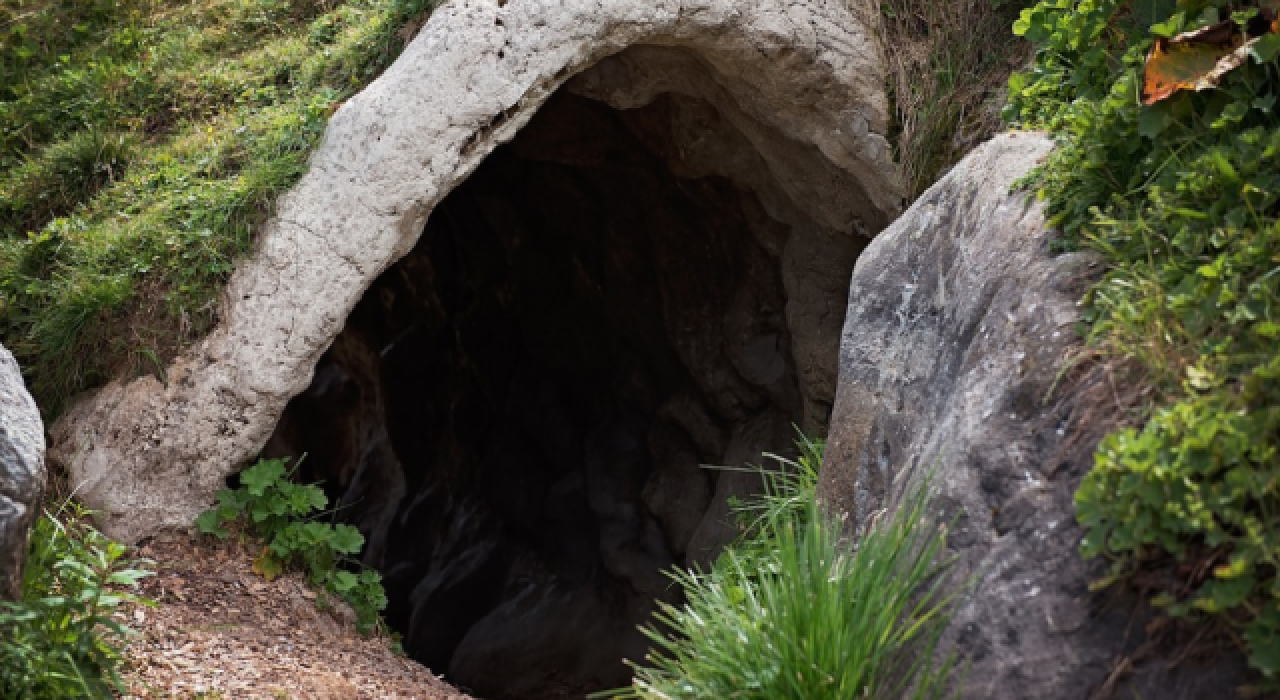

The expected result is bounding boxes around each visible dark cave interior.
[263,88,862,699]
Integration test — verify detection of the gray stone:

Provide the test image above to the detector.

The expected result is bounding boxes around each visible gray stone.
[820,132,1248,699]
[642,419,713,560]
[0,343,44,600]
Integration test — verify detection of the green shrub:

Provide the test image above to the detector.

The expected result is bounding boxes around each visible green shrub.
[1007,0,1280,677]
[196,457,388,633]
[0,502,153,698]
[604,438,958,700]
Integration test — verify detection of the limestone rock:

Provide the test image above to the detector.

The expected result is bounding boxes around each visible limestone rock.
[0,343,44,600]
[48,0,899,544]
[819,132,1247,699]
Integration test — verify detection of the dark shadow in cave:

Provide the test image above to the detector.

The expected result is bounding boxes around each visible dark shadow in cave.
[264,88,864,699]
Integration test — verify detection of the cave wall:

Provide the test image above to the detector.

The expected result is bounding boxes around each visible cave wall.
[264,90,854,698]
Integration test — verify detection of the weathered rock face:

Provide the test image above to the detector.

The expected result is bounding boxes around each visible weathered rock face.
[48,0,898,545]
[0,343,45,600]
[820,133,1248,699]
[263,89,839,698]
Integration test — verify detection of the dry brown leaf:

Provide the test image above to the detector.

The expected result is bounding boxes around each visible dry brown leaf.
[1141,10,1280,105]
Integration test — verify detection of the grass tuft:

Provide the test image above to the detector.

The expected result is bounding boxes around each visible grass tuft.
[602,437,959,700]
[878,0,1031,198]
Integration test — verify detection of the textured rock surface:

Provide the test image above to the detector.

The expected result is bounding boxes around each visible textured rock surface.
[49,0,899,544]
[0,343,44,600]
[820,132,1248,699]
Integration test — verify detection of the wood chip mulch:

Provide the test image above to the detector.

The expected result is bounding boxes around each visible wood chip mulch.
[118,531,475,700]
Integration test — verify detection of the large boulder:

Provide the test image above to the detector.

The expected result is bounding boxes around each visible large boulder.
[0,343,45,600]
[48,0,899,544]
[820,132,1247,698]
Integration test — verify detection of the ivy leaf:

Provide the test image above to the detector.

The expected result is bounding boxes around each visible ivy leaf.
[194,510,226,538]
[1149,12,1186,38]
[1012,13,1032,37]
[1197,576,1256,611]
[330,524,364,555]
[240,458,287,496]
[1250,32,1280,64]
[1255,321,1280,338]
[1247,627,1280,676]
[1137,103,1175,137]
[331,570,358,593]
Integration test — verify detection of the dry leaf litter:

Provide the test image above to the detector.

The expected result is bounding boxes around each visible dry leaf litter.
[118,531,474,700]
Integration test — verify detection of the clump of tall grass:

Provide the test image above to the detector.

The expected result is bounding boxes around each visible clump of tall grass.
[879,0,1031,197]
[604,437,959,700]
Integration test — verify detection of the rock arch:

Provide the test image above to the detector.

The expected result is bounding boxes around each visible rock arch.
[51,0,900,545]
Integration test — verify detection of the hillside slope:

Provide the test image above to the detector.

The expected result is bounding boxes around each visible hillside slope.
[0,0,435,414]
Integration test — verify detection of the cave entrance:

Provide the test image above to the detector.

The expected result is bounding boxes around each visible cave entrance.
[264,78,867,699]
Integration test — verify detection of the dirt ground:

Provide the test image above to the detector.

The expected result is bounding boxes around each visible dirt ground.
[118,531,474,700]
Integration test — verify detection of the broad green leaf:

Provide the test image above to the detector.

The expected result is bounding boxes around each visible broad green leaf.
[330,525,364,555]
[1251,33,1280,64]
[240,458,288,496]
[332,570,358,593]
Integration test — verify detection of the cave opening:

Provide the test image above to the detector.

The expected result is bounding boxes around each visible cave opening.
[264,68,869,699]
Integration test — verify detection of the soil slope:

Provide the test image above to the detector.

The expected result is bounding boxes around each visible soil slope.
[119,532,472,700]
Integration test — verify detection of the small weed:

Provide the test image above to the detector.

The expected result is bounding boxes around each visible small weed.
[0,501,154,698]
[196,457,388,633]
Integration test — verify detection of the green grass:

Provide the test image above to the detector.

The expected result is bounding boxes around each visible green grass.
[0,0,437,415]
[1006,0,1280,678]
[0,501,153,698]
[602,437,959,700]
